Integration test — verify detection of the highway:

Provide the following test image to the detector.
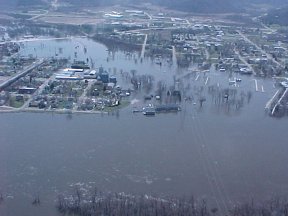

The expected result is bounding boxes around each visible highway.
[271,88,288,116]
[0,59,46,91]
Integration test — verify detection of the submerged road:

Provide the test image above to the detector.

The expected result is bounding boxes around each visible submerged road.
[172,45,177,66]
[140,34,148,59]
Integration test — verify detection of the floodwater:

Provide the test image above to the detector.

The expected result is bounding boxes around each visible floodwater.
[1,37,288,216]
[18,37,178,85]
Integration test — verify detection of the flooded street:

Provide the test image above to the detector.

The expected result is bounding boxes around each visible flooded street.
[1,38,288,216]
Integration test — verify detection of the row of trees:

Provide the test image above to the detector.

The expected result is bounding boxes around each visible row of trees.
[56,187,288,216]
[56,187,213,216]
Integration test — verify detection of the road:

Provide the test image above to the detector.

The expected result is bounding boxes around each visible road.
[144,12,152,20]
[21,74,56,109]
[76,80,95,110]
[234,49,256,75]
[205,49,210,60]
[28,9,49,21]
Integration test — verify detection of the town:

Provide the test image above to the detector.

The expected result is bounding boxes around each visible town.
[0,5,288,117]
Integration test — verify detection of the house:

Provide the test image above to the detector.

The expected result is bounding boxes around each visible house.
[18,87,36,94]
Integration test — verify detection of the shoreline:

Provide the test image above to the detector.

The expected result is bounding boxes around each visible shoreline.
[0,107,109,115]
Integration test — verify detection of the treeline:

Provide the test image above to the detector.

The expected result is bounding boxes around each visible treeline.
[6,21,89,38]
[93,34,142,51]
[1,0,46,8]
[56,188,288,216]
[261,6,288,26]
[57,188,213,216]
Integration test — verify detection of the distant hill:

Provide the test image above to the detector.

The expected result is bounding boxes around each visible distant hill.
[149,0,238,13]
[1,0,46,9]
[61,0,288,13]
[1,0,288,13]
[251,0,287,5]
[151,0,288,13]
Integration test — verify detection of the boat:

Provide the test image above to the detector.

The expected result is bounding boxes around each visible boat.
[132,106,141,113]
[155,104,181,113]
[229,80,236,85]
[71,60,90,69]
[142,104,156,116]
